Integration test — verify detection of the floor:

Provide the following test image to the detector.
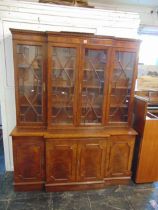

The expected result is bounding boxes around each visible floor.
[0,173,158,210]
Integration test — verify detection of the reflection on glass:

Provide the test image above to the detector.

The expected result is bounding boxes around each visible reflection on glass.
[109,51,136,123]
[17,45,43,122]
[51,47,76,124]
[81,49,106,124]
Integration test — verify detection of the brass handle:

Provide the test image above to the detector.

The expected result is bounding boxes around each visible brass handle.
[80,84,82,93]
[43,82,46,92]
[108,84,111,95]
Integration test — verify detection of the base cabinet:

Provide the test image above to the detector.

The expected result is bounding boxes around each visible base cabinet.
[11,130,136,191]
[12,137,45,191]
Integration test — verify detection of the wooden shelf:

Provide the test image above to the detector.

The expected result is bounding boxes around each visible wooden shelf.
[81,115,102,119]
[114,67,132,71]
[18,64,41,70]
[84,68,104,72]
[52,104,102,109]
[18,64,30,69]
[52,105,72,108]
[52,84,73,88]
[111,94,130,97]
[83,85,101,89]
[82,105,101,109]
[110,104,128,108]
[19,84,42,87]
[112,86,129,90]
[20,104,42,107]
[81,121,102,124]
[53,68,75,71]
[52,115,73,119]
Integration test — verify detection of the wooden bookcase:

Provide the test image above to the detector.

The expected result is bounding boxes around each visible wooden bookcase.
[10,29,140,191]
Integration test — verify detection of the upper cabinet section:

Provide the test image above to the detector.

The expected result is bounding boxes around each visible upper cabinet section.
[11,30,140,129]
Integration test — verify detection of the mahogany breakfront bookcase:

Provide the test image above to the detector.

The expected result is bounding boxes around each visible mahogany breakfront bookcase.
[10,29,140,191]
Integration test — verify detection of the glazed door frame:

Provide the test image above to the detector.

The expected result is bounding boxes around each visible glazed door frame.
[78,44,112,126]
[13,40,47,128]
[106,47,138,126]
[47,42,80,129]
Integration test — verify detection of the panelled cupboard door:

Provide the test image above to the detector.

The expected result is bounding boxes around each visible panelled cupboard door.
[48,44,80,126]
[79,46,110,126]
[77,140,107,181]
[13,41,46,127]
[46,140,77,183]
[13,137,45,183]
[105,136,135,177]
[108,49,137,125]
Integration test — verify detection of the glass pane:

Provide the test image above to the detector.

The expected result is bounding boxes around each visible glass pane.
[81,49,107,125]
[109,51,136,123]
[51,47,76,124]
[17,45,43,122]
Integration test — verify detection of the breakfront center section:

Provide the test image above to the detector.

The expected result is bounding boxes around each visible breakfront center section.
[48,44,111,128]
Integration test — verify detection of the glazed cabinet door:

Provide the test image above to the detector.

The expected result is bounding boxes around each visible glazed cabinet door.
[108,49,137,125]
[79,46,110,126]
[13,42,46,127]
[105,136,135,177]
[77,139,107,181]
[12,137,45,184]
[48,44,79,127]
[46,140,77,183]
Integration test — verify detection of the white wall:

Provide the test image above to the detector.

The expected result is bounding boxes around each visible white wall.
[0,0,140,171]
[92,0,158,6]
[90,1,158,28]
[4,0,158,26]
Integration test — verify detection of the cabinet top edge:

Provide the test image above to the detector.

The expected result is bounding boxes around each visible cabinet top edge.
[10,127,137,137]
[9,28,141,43]
[10,28,46,36]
